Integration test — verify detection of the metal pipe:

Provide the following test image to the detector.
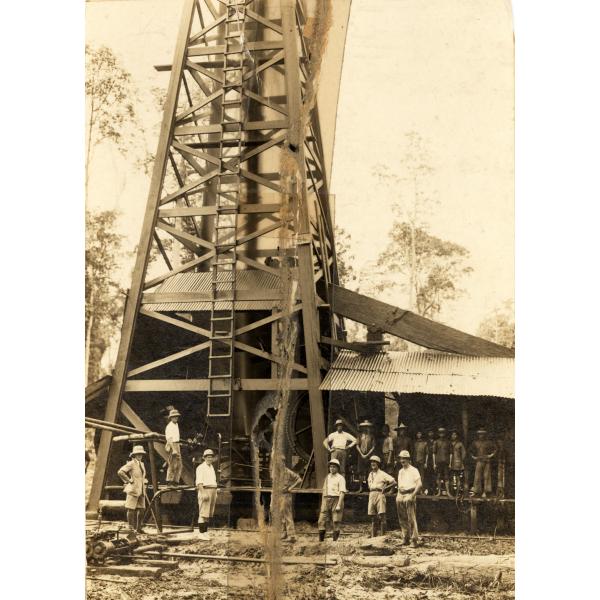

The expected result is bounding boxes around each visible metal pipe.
[142,551,336,566]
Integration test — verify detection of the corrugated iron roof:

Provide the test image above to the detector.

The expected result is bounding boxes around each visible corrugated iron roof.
[144,271,283,312]
[320,350,514,398]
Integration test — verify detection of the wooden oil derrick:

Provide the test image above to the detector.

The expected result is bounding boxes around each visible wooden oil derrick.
[88,0,341,514]
[87,0,514,517]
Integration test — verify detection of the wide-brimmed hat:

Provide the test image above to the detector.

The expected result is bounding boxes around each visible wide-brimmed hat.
[398,450,411,459]
[438,427,447,433]
[328,458,341,468]
[203,448,215,457]
[395,423,408,430]
[168,409,181,418]
[334,419,344,426]
[358,420,373,428]
[130,445,147,457]
[369,455,381,464]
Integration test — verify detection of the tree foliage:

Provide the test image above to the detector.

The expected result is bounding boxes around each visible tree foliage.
[85,210,126,383]
[477,300,515,349]
[85,45,140,193]
[334,226,357,287]
[376,223,473,319]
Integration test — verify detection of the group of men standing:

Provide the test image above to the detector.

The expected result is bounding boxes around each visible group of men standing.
[116,409,503,542]
[323,419,501,499]
[117,409,219,539]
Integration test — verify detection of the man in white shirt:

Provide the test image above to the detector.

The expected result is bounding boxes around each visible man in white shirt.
[196,448,218,540]
[165,408,182,486]
[395,450,422,547]
[367,455,396,537]
[322,419,357,475]
[318,458,346,542]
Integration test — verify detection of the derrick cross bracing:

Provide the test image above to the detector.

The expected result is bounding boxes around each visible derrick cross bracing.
[88,0,339,513]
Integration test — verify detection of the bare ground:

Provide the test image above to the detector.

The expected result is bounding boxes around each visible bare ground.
[86,527,514,600]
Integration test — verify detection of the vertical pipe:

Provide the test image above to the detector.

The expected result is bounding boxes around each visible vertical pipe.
[147,442,162,532]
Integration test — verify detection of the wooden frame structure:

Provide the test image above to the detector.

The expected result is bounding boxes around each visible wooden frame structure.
[88,0,513,516]
[89,0,340,514]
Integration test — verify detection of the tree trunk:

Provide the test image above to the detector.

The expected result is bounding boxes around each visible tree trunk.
[85,292,94,385]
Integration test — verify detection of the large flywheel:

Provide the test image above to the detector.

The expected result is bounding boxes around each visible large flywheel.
[251,392,313,464]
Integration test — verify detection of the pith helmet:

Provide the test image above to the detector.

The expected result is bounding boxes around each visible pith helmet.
[395,423,408,430]
[438,427,447,433]
[168,409,181,418]
[334,419,344,426]
[359,420,373,428]
[398,450,411,459]
[369,455,381,464]
[130,445,147,457]
[203,448,215,457]
[328,458,341,468]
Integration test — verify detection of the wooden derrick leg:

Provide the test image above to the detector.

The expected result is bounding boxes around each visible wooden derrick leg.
[87,0,196,515]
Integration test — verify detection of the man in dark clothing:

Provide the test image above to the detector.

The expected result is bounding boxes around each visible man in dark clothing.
[433,427,451,496]
[413,431,428,483]
[393,423,411,476]
[423,429,436,495]
[470,429,496,498]
[449,430,467,497]
[356,421,375,493]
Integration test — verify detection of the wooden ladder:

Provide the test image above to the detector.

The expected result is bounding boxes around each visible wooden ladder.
[207,0,247,418]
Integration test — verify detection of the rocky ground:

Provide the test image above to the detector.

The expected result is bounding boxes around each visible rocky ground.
[86,526,514,600]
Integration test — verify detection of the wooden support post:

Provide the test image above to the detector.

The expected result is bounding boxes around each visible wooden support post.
[87,0,196,515]
[469,502,478,534]
[280,0,327,487]
[147,442,163,533]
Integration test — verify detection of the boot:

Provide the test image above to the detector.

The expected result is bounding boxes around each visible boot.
[332,530,340,542]
[198,521,210,541]
[435,479,442,496]
[380,517,386,536]
[318,530,325,542]
[126,510,136,531]
[370,516,379,538]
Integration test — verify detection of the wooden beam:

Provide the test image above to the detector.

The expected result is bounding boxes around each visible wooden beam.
[329,284,515,357]
[158,203,281,218]
[139,308,211,338]
[144,250,215,290]
[124,379,308,392]
[281,0,327,487]
[88,0,197,515]
[320,336,390,353]
[127,341,210,378]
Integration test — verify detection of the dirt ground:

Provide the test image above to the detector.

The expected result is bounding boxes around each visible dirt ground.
[86,526,514,600]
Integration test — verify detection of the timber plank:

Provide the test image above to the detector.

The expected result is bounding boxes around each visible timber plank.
[329,284,514,357]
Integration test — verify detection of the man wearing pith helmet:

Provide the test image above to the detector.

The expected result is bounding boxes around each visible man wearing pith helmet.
[117,445,148,534]
[165,408,182,486]
[395,450,422,547]
[318,458,346,542]
[195,448,219,540]
[323,418,357,475]
[367,455,396,537]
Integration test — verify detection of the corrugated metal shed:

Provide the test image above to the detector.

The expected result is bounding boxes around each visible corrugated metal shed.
[143,271,284,312]
[320,350,514,398]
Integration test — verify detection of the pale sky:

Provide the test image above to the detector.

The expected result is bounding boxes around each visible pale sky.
[86,0,514,335]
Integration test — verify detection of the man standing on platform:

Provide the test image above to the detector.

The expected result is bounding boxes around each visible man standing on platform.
[433,427,451,496]
[413,431,428,482]
[395,450,422,547]
[165,408,182,486]
[117,445,148,534]
[356,421,376,492]
[381,424,395,472]
[449,430,467,497]
[424,429,436,494]
[470,429,496,498]
[271,456,302,543]
[367,456,396,537]
[318,458,346,542]
[196,448,219,540]
[323,419,357,475]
